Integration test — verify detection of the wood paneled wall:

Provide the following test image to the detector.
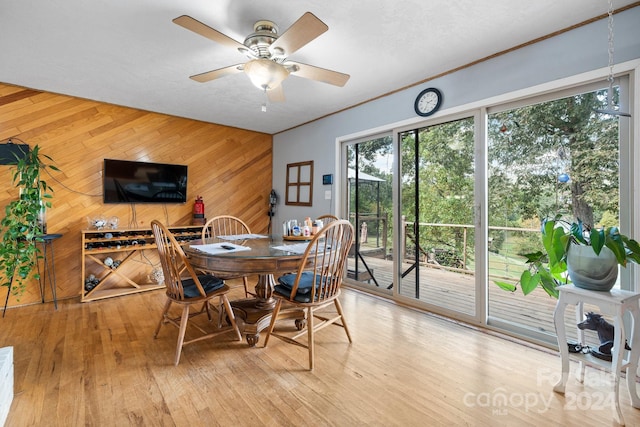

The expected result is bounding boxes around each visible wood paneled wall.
[0,83,272,308]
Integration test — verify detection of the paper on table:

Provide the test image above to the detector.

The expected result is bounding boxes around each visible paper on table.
[272,242,329,255]
[218,234,268,241]
[189,242,251,255]
[272,243,309,254]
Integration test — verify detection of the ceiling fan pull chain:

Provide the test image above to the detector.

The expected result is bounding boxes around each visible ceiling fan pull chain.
[262,89,268,112]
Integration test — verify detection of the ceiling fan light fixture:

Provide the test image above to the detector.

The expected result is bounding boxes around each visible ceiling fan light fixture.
[174,13,348,96]
[244,59,289,91]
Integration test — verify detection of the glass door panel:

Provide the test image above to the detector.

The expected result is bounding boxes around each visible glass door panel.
[398,117,476,315]
[487,84,622,337]
[346,136,393,294]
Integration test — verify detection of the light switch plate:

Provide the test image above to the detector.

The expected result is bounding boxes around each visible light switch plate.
[325,190,331,200]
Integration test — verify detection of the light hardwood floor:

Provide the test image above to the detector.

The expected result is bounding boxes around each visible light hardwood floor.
[1,280,640,426]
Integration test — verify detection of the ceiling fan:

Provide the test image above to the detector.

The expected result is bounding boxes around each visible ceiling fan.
[173,12,350,102]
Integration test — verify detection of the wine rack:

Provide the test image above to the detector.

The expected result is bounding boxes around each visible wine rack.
[81,225,202,302]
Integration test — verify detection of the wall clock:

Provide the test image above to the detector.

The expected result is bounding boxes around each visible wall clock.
[414,87,443,117]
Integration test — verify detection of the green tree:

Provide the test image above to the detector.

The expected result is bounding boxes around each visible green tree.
[488,88,619,229]
[347,137,393,247]
[400,118,475,266]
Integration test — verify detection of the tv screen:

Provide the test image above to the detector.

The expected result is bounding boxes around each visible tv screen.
[0,143,30,165]
[103,159,188,204]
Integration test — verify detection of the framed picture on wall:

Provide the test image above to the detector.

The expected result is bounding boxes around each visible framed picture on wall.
[286,160,313,206]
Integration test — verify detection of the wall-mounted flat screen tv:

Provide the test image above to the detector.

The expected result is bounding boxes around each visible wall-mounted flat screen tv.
[0,143,30,165]
[103,159,188,204]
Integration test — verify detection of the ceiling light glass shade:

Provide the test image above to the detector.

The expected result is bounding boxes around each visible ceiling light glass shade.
[243,59,289,91]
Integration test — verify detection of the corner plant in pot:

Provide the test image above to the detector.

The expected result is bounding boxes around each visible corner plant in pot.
[495,215,640,298]
[0,144,57,308]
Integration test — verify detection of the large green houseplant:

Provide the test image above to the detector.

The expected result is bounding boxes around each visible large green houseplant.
[495,215,640,298]
[0,145,57,302]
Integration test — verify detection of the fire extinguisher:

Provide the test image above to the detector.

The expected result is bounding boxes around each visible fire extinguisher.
[193,196,205,222]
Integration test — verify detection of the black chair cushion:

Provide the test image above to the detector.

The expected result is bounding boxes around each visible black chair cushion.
[274,284,313,303]
[277,271,317,295]
[275,271,327,303]
[182,274,224,298]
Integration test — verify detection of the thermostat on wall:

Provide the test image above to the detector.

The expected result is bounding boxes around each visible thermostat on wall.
[322,174,333,185]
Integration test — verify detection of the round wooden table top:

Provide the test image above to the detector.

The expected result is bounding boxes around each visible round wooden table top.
[183,236,308,276]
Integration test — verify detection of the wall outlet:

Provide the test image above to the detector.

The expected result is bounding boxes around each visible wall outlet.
[325,190,331,200]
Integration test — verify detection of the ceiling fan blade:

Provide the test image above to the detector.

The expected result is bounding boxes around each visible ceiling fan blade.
[269,12,328,57]
[190,64,244,83]
[287,61,350,87]
[267,86,285,103]
[173,15,247,52]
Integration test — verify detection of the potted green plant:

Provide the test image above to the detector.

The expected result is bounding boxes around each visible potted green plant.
[0,145,57,305]
[494,215,640,298]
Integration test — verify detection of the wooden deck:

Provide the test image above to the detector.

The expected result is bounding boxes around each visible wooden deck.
[348,256,605,347]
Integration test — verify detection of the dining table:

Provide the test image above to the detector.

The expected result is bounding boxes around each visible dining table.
[183,235,311,346]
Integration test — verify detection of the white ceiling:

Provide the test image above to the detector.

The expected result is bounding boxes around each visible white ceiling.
[1,0,636,135]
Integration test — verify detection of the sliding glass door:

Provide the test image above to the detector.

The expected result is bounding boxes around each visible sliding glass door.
[340,74,632,344]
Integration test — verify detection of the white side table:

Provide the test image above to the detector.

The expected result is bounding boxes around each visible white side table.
[553,284,640,426]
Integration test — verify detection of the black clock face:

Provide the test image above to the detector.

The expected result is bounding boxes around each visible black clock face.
[414,88,442,117]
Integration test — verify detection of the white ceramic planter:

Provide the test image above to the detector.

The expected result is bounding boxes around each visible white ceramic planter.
[566,244,619,291]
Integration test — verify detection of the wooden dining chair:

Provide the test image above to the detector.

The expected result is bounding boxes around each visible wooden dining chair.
[263,219,355,370]
[151,220,242,365]
[316,214,339,226]
[201,215,253,297]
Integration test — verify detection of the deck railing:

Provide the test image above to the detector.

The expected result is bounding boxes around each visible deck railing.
[349,212,388,258]
[402,220,540,283]
[347,215,542,286]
